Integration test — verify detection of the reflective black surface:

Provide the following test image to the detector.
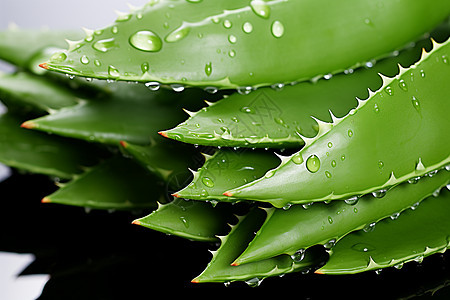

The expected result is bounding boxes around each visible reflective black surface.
[1,170,450,298]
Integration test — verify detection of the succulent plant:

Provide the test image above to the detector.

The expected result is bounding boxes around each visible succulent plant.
[1,0,449,288]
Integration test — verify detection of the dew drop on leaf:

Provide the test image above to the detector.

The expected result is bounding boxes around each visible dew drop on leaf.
[351,243,375,252]
[398,79,408,91]
[306,155,320,173]
[411,96,421,113]
[80,55,90,65]
[129,30,162,52]
[165,26,191,42]
[205,62,212,76]
[242,22,253,33]
[291,153,303,165]
[108,65,120,77]
[49,51,67,63]
[250,0,270,19]
[202,177,214,188]
[271,21,284,38]
[93,38,117,53]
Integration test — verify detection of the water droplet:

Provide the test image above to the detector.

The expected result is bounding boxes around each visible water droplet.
[384,86,394,96]
[302,202,313,209]
[345,196,359,205]
[205,62,212,76]
[228,34,237,44]
[179,216,189,228]
[323,73,332,80]
[80,55,90,65]
[265,169,275,178]
[271,83,284,91]
[378,160,384,169]
[245,277,262,287]
[250,0,270,18]
[328,216,333,224]
[165,25,190,42]
[394,262,404,269]
[242,22,253,33]
[372,189,387,198]
[129,30,162,52]
[306,155,320,173]
[240,106,254,114]
[291,249,305,262]
[291,153,303,165]
[347,129,353,137]
[353,207,358,213]
[324,239,336,250]
[390,212,400,220]
[420,69,425,78]
[141,62,150,73]
[331,160,336,168]
[94,59,101,67]
[374,103,380,113]
[49,51,67,63]
[442,55,449,65]
[325,171,332,178]
[271,21,284,38]
[237,86,252,95]
[202,177,214,187]
[327,142,333,148]
[340,154,346,161]
[364,18,373,26]
[363,222,376,232]
[111,26,119,34]
[228,49,236,58]
[414,255,424,263]
[282,203,292,210]
[351,243,375,252]
[171,84,185,92]
[108,65,120,77]
[145,82,161,91]
[274,117,288,127]
[411,96,421,113]
[204,86,218,94]
[398,79,408,91]
[116,12,131,22]
[223,19,232,29]
[93,38,117,52]
[407,176,420,184]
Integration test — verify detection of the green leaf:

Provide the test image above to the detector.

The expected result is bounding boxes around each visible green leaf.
[0,26,82,72]
[233,169,450,265]
[226,38,450,208]
[133,198,235,242]
[316,188,450,274]
[25,82,215,145]
[174,148,280,203]
[0,72,79,114]
[42,0,450,89]
[43,156,164,210]
[192,208,328,284]
[160,34,446,149]
[0,113,101,179]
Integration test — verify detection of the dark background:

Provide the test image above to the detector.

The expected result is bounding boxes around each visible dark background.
[1,170,450,298]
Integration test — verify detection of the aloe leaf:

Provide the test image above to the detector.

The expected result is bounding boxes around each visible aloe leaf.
[0,71,79,114]
[192,208,328,284]
[316,188,450,275]
[133,198,235,242]
[174,149,280,203]
[23,82,211,145]
[42,0,450,89]
[233,169,449,265]
[42,156,163,210]
[226,38,450,208]
[160,33,447,149]
[0,113,101,179]
[0,26,82,73]
[119,140,200,184]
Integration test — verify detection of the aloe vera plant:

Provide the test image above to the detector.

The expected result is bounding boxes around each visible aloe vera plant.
[1,0,450,289]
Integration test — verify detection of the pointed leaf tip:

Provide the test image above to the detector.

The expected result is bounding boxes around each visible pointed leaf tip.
[191,278,200,283]
[119,141,128,148]
[41,197,51,203]
[223,191,233,197]
[20,121,36,129]
[158,131,168,138]
[39,63,49,70]
[172,193,180,198]
[131,220,141,226]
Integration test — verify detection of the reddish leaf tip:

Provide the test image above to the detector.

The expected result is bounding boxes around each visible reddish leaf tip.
[230,261,240,266]
[172,193,180,198]
[119,141,128,148]
[131,220,141,225]
[20,121,36,129]
[223,191,233,197]
[41,197,51,203]
[314,269,324,275]
[191,279,200,283]
[158,131,168,138]
[39,63,49,70]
